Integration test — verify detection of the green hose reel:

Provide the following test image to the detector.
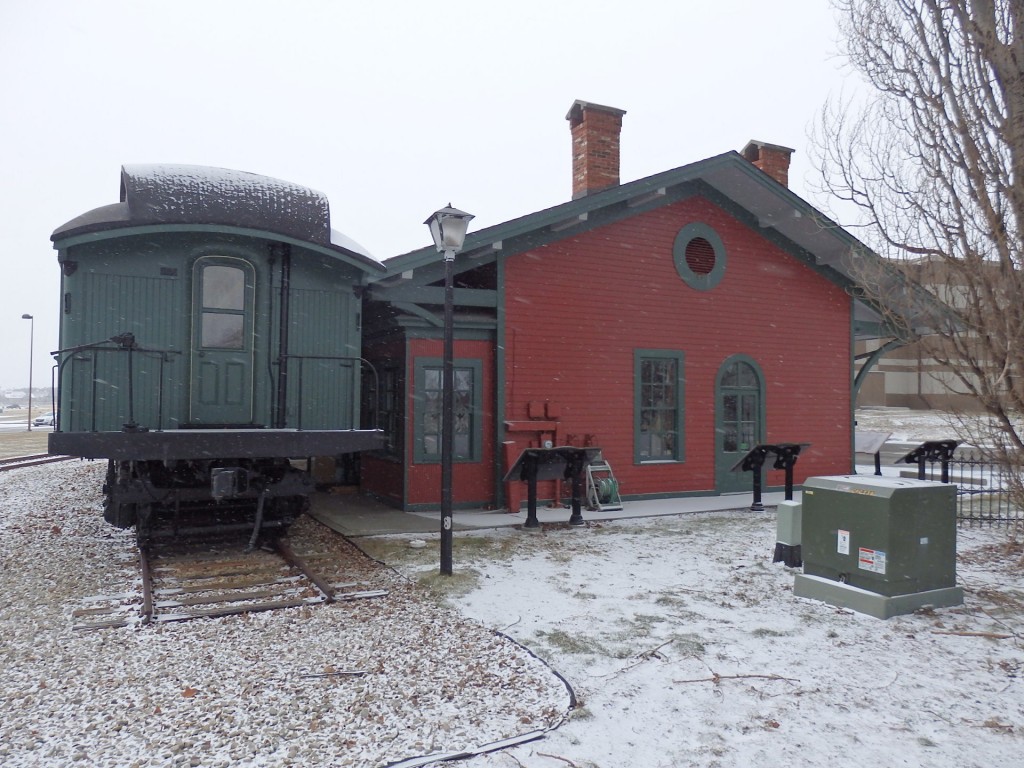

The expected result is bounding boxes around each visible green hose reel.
[595,477,619,504]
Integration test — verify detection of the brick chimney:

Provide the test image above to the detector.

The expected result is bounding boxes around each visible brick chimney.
[741,140,795,187]
[566,100,627,199]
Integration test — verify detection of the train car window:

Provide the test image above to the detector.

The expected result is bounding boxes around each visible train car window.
[201,313,245,349]
[199,263,248,349]
[203,265,246,310]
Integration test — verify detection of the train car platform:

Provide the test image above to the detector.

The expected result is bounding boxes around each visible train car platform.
[307,489,796,538]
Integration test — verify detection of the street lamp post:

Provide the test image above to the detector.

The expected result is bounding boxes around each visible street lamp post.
[424,204,474,576]
[21,314,33,432]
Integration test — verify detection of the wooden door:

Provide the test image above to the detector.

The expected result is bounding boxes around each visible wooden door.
[715,357,764,494]
[189,257,256,425]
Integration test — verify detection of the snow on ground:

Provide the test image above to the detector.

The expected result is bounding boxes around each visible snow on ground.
[367,515,1024,768]
[3,409,1024,767]
[0,462,569,767]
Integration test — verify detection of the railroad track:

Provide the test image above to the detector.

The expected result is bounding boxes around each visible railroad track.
[0,453,75,471]
[72,533,387,630]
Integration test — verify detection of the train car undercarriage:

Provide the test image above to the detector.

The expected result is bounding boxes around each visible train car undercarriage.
[51,427,384,541]
[103,457,312,542]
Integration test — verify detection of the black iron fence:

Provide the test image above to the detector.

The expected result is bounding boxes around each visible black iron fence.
[942,452,1023,527]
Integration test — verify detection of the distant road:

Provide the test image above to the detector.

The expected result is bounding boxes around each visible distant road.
[0,420,51,432]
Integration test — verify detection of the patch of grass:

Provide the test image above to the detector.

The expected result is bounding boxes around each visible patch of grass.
[624,525,698,539]
[664,610,705,624]
[655,593,691,608]
[607,613,669,643]
[570,706,595,721]
[355,537,436,566]
[632,512,767,538]
[416,568,481,601]
[604,621,708,659]
[545,549,574,564]
[750,627,791,638]
[450,534,520,561]
[606,621,657,648]
[536,629,609,656]
[667,633,707,657]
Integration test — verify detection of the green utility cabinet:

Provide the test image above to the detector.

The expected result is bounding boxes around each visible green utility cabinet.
[793,475,963,618]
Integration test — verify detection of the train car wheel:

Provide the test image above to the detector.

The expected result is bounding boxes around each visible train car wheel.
[277,495,309,526]
[103,498,138,529]
[102,460,141,529]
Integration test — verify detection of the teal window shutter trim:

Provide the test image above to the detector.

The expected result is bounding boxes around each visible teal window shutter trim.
[634,349,686,464]
[413,356,484,464]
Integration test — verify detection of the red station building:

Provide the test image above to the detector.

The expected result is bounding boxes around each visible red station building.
[359,101,892,512]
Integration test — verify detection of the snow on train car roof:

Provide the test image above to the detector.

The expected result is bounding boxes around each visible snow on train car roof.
[51,164,380,268]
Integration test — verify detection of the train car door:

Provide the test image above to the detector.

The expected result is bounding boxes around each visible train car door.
[189,256,256,425]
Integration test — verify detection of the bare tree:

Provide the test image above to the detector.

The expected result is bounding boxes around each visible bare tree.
[815,0,1024,498]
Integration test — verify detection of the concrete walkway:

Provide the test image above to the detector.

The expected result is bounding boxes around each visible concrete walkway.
[308,489,799,538]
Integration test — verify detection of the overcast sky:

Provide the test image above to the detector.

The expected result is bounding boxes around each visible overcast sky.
[0,0,855,391]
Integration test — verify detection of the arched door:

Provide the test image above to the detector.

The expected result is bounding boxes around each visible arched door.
[715,356,765,494]
[189,256,256,425]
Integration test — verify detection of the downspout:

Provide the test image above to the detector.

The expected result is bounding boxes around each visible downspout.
[494,257,508,509]
[274,243,292,428]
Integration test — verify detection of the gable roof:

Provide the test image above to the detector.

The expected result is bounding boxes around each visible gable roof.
[374,150,921,339]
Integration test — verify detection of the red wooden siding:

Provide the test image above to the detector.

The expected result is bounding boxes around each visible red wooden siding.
[501,195,852,500]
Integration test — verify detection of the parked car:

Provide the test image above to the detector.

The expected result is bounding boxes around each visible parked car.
[33,412,55,426]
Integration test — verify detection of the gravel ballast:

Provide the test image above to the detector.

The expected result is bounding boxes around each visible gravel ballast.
[0,461,570,767]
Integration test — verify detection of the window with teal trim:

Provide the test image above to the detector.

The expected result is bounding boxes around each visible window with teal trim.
[414,358,483,463]
[673,222,726,291]
[635,350,685,462]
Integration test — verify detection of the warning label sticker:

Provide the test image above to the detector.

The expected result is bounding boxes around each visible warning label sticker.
[837,530,850,555]
[858,547,887,574]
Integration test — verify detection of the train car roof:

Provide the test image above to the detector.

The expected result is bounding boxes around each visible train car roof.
[51,164,383,272]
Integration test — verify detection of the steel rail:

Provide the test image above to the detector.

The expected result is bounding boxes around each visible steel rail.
[272,538,337,602]
[0,454,75,472]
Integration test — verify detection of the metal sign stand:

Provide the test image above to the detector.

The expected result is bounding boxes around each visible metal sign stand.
[898,439,960,482]
[504,447,604,528]
[731,443,810,511]
[854,430,891,476]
